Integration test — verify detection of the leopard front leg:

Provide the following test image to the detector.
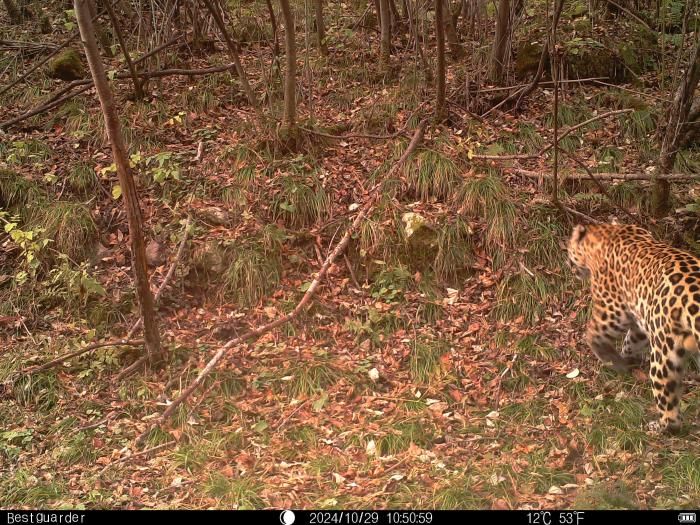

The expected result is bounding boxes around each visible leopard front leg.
[586,306,636,372]
[647,333,686,434]
[621,323,649,366]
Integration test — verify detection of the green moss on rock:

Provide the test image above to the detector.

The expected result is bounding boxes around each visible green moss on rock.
[47,49,85,81]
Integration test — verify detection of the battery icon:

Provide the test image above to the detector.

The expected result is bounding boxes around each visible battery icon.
[679,513,696,523]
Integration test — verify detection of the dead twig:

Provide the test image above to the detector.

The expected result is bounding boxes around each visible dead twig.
[134,120,429,447]
[512,168,700,181]
[472,109,633,161]
[99,441,175,474]
[22,340,145,375]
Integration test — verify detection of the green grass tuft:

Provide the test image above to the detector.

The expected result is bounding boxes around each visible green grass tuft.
[403,149,461,201]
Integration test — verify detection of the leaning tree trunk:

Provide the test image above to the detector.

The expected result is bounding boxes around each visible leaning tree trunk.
[202,0,259,110]
[379,0,392,68]
[653,39,700,217]
[489,0,511,84]
[279,0,298,134]
[314,0,328,56]
[74,0,163,366]
[435,0,447,120]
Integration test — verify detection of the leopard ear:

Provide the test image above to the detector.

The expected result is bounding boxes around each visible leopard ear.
[572,224,587,242]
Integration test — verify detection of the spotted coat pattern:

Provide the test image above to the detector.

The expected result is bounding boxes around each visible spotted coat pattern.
[567,223,699,432]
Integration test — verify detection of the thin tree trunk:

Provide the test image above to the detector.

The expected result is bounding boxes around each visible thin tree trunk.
[74,0,163,366]
[314,0,328,55]
[103,0,144,100]
[443,0,463,59]
[279,0,297,131]
[265,0,281,57]
[201,0,259,110]
[653,38,700,216]
[379,0,392,67]
[490,0,511,84]
[436,0,447,120]
[86,0,113,57]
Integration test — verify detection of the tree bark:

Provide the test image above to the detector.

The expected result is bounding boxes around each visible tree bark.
[74,0,163,366]
[653,39,700,217]
[379,0,391,68]
[490,0,511,84]
[103,0,144,100]
[86,0,113,57]
[201,0,259,110]
[265,0,281,57]
[443,0,463,59]
[313,0,328,56]
[279,0,297,131]
[435,0,447,120]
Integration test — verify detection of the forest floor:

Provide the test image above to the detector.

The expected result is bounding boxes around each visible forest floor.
[1,1,700,510]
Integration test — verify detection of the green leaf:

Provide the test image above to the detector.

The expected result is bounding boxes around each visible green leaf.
[313,392,329,412]
[112,184,122,200]
[252,420,268,433]
[299,281,312,292]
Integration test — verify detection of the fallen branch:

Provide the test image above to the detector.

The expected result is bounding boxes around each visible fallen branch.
[513,168,700,181]
[560,149,640,224]
[134,120,428,447]
[471,109,634,161]
[22,340,145,374]
[99,441,176,474]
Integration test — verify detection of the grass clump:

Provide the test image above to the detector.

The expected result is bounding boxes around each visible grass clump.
[403,149,461,201]
[409,337,450,384]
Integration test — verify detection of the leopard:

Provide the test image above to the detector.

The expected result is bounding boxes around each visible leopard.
[567,222,700,433]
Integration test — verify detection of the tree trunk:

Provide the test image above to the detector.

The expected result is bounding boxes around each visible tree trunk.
[379,0,391,68]
[103,0,144,100]
[201,0,259,110]
[3,0,21,23]
[314,0,328,56]
[279,0,297,131]
[86,0,113,58]
[490,0,511,84]
[443,0,463,59]
[653,39,700,217]
[74,0,163,366]
[265,0,281,57]
[435,0,447,120]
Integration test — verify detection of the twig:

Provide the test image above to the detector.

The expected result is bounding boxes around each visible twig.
[561,205,602,224]
[22,340,145,374]
[344,254,361,289]
[78,412,117,431]
[591,80,671,103]
[99,441,175,474]
[471,109,634,161]
[300,125,409,141]
[512,168,700,181]
[134,120,428,447]
[560,149,641,224]
[474,77,608,94]
[603,0,653,31]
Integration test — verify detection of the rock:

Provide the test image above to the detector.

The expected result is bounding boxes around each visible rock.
[402,212,438,272]
[515,41,548,80]
[47,49,85,81]
[199,206,231,226]
[145,240,166,267]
